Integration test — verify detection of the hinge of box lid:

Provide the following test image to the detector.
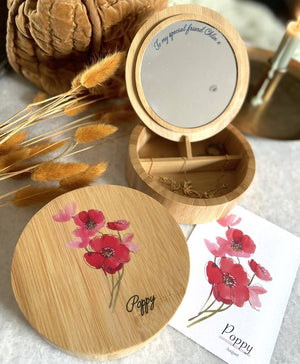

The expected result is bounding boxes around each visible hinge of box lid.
[178,135,193,159]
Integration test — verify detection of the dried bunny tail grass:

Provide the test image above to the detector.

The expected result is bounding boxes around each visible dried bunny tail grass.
[60,161,108,190]
[71,71,85,90]
[121,100,135,111]
[92,99,132,120]
[0,148,30,170]
[93,107,117,121]
[9,162,36,179]
[64,101,90,116]
[74,124,117,143]
[11,186,65,207]
[80,52,126,89]
[28,140,68,157]
[31,161,89,182]
[33,91,48,103]
[0,185,31,202]
[0,131,28,154]
[101,110,137,124]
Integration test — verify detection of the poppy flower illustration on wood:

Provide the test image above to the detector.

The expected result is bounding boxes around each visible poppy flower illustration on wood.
[188,214,272,327]
[52,203,138,312]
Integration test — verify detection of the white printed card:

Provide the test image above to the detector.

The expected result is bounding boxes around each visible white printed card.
[169,206,300,364]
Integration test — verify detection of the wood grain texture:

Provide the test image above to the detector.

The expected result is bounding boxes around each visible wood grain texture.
[127,125,255,224]
[11,185,190,360]
[125,5,249,142]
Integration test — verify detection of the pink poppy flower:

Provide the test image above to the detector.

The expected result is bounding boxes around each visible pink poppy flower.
[218,228,256,258]
[66,236,89,249]
[84,234,130,274]
[52,202,77,222]
[123,233,139,253]
[74,209,105,236]
[204,238,227,257]
[248,285,267,311]
[206,257,250,307]
[217,214,242,227]
[107,220,130,231]
[248,259,272,281]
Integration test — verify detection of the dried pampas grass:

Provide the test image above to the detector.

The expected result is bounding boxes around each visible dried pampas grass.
[31,161,89,181]
[60,161,107,190]
[74,124,117,143]
[80,52,126,89]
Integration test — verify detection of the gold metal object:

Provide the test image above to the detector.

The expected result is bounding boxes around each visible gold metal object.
[233,47,300,140]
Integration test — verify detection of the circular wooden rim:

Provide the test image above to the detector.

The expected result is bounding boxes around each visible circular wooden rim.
[126,5,249,142]
[128,124,255,208]
[11,185,190,360]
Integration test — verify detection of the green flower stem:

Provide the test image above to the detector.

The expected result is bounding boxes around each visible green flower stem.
[112,266,125,312]
[117,231,122,242]
[187,303,232,328]
[188,298,216,321]
[109,274,115,308]
[199,306,233,314]
[248,274,255,286]
[105,273,111,295]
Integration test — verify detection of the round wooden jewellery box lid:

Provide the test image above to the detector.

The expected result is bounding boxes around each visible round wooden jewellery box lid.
[11,185,190,360]
[126,5,255,224]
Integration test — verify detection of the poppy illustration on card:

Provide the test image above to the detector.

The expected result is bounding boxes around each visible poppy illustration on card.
[53,202,138,311]
[188,214,272,327]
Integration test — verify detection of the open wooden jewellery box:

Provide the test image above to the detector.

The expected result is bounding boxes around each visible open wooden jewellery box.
[126,5,255,224]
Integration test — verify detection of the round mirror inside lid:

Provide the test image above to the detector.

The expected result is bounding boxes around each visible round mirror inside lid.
[126,6,249,142]
[139,19,237,129]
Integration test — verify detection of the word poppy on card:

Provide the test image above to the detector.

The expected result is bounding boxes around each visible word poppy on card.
[84,235,130,274]
[107,219,130,231]
[249,259,272,281]
[206,258,250,307]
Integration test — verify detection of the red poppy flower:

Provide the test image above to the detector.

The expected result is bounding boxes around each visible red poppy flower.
[66,236,89,249]
[217,214,241,227]
[123,233,139,253]
[52,202,77,222]
[107,220,130,231]
[206,257,250,307]
[74,209,105,236]
[204,239,227,257]
[248,285,267,311]
[84,234,130,274]
[217,229,256,258]
[248,259,272,281]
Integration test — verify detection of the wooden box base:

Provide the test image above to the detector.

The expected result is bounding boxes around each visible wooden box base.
[127,124,255,224]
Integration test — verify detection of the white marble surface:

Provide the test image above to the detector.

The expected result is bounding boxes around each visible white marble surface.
[0,0,299,363]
